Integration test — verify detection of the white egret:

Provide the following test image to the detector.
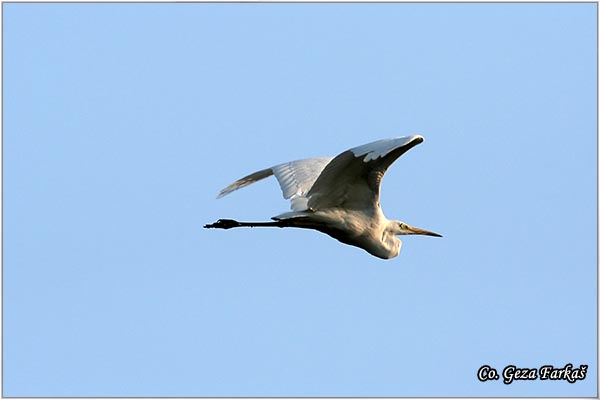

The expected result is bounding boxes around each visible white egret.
[205,135,441,259]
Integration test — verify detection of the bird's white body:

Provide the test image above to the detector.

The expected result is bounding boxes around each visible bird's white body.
[299,207,402,259]
[208,135,441,259]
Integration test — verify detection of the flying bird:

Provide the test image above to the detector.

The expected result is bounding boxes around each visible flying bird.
[204,135,441,259]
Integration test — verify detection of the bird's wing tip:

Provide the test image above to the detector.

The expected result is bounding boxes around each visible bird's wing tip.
[214,168,275,200]
[402,134,424,144]
[351,135,426,162]
[216,188,231,199]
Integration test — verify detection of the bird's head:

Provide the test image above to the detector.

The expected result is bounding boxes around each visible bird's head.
[391,220,442,237]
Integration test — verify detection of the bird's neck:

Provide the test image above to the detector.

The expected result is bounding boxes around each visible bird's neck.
[381,227,401,258]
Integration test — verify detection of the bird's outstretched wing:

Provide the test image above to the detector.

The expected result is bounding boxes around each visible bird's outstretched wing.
[306,135,424,211]
[217,157,333,210]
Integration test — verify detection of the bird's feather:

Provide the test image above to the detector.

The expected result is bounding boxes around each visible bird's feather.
[217,167,274,199]
[217,136,423,213]
[350,136,423,161]
[307,135,424,211]
[271,157,333,200]
[217,157,333,211]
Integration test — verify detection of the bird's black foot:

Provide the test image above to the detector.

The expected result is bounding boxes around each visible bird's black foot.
[204,218,240,229]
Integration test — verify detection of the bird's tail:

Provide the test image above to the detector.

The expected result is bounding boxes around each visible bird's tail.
[272,210,313,220]
[204,218,292,229]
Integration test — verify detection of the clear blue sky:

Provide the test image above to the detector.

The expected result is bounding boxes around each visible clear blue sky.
[3,3,597,397]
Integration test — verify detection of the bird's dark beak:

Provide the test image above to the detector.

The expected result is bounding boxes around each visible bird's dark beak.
[405,224,443,237]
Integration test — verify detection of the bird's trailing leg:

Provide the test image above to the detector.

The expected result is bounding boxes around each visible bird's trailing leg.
[204,218,291,229]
